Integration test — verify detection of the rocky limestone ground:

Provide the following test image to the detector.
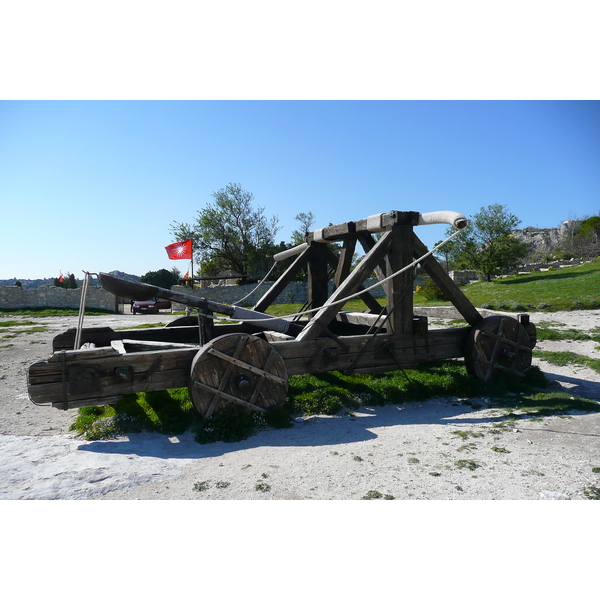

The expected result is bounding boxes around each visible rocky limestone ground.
[1,310,599,500]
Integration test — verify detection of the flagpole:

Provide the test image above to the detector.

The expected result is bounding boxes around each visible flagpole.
[190,248,194,288]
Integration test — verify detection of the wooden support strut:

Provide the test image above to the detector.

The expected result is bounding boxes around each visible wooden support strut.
[253,244,312,313]
[412,233,482,327]
[296,230,394,342]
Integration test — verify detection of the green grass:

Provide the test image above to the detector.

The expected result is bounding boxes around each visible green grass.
[0,307,113,317]
[115,322,166,330]
[1,325,49,338]
[533,350,600,375]
[413,258,600,312]
[0,320,38,327]
[69,359,600,443]
[536,325,600,342]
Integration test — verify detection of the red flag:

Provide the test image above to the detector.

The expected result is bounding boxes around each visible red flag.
[59,271,64,283]
[184,271,190,279]
[165,239,192,260]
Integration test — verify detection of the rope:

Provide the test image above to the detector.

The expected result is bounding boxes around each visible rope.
[74,271,92,350]
[219,227,465,324]
[231,260,279,306]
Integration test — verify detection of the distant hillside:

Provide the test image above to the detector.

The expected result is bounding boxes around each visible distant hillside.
[0,278,55,289]
[0,271,140,289]
[106,271,140,283]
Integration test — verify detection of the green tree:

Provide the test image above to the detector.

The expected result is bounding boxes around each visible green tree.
[140,268,179,289]
[576,215,600,258]
[170,183,281,278]
[66,273,77,289]
[439,204,530,281]
[291,211,316,246]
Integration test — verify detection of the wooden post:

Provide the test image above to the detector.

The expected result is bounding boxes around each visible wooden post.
[385,223,416,334]
[307,242,330,309]
[335,238,356,288]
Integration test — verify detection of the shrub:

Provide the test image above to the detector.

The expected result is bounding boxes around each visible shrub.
[421,277,446,301]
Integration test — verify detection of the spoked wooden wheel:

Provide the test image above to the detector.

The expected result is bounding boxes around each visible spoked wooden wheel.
[465,316,532,382]
[189,333,288,418]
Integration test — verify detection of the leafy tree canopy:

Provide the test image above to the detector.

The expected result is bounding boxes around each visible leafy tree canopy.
[580,215,600,238]
[291,211,316,246]
[437,204,529,281]
[170,183,281,278]
[140,268,179,289]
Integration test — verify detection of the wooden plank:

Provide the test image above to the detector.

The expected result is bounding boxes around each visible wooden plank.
[206,347,287,384]
[306,220,356,242]
[52,325,203,351]
[306,211,416,242]
[296,230,394,341]
[336,311,382,328]
[193,380,268,413]
[28,346,200,406]
[357,233,387,281]
[204,335,249,417]
[52,396,123,410]
[413,233,482,326]
[334,238,356,287]
[272,327,469,374]
[48,346,121,361]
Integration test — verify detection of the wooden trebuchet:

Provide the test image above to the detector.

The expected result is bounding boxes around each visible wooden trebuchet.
[26,208,537,421]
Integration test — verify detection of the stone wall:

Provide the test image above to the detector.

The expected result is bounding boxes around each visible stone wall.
[448,270,478,286]
[0,285,118,312]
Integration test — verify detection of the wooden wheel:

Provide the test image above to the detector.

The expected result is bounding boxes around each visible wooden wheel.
[465,316,532,382]
[189,333,288,418]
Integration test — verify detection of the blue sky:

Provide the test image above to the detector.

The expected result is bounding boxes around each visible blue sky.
[1,100,599,280]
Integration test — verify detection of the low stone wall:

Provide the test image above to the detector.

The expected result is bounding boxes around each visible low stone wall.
[0,285,118,312]
[448,270,478,286]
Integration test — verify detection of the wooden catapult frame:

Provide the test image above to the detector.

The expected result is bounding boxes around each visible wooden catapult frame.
[28,210,536,418]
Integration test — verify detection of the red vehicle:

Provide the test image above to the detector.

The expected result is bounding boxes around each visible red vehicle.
[132,299,171,314]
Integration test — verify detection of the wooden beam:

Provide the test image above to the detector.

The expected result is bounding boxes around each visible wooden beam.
[412,233,482,326]
[272,327,470,375]
[296,230,393,341]
[252,244,311,313]
[307,242,330,309]
[334,238,356,288]
[357,233,387,282]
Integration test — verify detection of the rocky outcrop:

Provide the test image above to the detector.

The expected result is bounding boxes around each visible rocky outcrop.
[514,220,580,256]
